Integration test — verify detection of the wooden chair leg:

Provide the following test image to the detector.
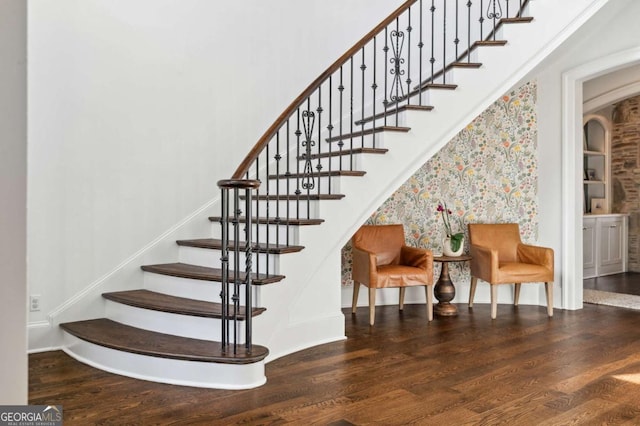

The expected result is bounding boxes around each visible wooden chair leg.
[351,282,360,314]
[491,285,498,319]
[369,288,376,326]
[469,276,478,307]
[399,287,406,311]
[425,284,433,321]
[514,283,521,306]
[545,282,554,317]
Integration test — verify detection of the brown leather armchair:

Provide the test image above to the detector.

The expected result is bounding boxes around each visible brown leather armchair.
[468,223,554,319]
[351,224,434,325]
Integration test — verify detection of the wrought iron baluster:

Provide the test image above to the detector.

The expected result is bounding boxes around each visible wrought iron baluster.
[361,47,366,149]
[295,109,301,220]
[372,37,378,133]
[467,0,472,63]
[327,77,333,194]
[442,0,447,84]
[390,17,405,123]
[264,145,269,276]
[418,0,424,105]
[406,7,412,109]
[454,0,460,62]
[302,98,315,219]
[338,66,344,171]
[480,0,485,41]
[487,0,502,39]
[285,120,291,245]
[316,88,323,197]
[253,159,260,277]
[349,56,354,171]
[383,27,389,126]
[430,1,435,82]
[275,131,281,247]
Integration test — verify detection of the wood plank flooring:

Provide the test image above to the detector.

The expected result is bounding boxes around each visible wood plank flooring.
[30,303,640,425]
[584,272,640,296]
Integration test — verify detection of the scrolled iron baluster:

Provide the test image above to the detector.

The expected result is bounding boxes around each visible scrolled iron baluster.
[389,27,406,103]
[487,0,503,39]
[301,108,316,192]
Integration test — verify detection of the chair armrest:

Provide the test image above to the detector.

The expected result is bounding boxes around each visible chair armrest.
[517,243,554,271]
[400,245,432,270]
[469,244,499,282]
[352,246,378,286]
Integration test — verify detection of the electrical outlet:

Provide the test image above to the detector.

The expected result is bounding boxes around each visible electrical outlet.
[30,295,41,312]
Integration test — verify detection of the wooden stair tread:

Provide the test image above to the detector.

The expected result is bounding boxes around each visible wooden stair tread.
[300,147,388,160]
[354,105,433,126]
[325,126,410,143]
[501,16,533,24]
[60,318,268,364]
[268,170,366,179]
[209,216,324,226]
[473,40,508,47]
[177,238,304,254]
[248,193,345,201]
[451,62,482,68]
[102,289,265,319]
[141,262,285,285]
[423,83,458,90]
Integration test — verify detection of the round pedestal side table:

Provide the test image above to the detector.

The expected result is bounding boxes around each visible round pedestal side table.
[432,254,472,317]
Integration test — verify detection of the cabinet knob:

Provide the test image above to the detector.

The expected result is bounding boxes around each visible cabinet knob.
[610,225,617,228]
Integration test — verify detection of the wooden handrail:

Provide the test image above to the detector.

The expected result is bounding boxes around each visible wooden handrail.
[231,0,418,179]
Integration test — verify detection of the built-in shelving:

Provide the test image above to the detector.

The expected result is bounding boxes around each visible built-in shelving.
[583,115,610,214]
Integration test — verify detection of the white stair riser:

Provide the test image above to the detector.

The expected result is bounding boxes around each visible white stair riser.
[252,199,324,218]
[105,300,247,343]
[311,151,367,171]
[62,333,265,389]
[143,272,257,305]
[211,222,302,245]
[263,175,342,194]
[322,130,385,150]
[178,245,280,274]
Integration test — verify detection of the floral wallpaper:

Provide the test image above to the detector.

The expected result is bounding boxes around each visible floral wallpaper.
[342,81,538,286]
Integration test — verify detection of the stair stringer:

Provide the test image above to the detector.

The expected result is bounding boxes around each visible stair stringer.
[251,0,611,362]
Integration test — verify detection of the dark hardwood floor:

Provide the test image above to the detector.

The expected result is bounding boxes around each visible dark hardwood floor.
[584,272,640,296]
[30,303,640,425]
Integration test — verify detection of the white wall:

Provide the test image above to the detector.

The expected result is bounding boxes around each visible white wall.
[27,1,405,342]
[531,0,640,307]
[0,0,27,403]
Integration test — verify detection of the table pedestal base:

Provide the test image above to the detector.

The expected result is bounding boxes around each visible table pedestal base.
[433,258,461,316]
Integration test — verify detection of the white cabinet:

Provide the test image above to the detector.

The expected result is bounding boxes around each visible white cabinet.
[583,214,627,278]
[583,217,597,278]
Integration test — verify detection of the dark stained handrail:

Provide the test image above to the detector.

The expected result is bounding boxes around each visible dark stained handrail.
[231,0,418,179]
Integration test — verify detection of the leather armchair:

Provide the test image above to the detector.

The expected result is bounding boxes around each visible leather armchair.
[351,224,434,325]
[468,223,554,319]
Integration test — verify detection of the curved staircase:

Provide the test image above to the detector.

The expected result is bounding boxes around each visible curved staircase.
[58,0,608,389]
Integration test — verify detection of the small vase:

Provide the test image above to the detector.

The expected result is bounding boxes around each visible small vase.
[443,236,464,257]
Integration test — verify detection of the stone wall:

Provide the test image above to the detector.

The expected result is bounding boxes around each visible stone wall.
[611,95,640,271]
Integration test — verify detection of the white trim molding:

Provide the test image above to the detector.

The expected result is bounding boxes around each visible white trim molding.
[562,46,640,310]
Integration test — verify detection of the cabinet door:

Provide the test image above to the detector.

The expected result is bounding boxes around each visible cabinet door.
[583,218,597,278]
[598,217,624,275]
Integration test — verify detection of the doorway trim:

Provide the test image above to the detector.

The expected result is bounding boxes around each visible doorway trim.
[562,46,640,310]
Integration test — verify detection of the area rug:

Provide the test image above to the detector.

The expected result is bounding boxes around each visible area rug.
[583,289,640,311]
